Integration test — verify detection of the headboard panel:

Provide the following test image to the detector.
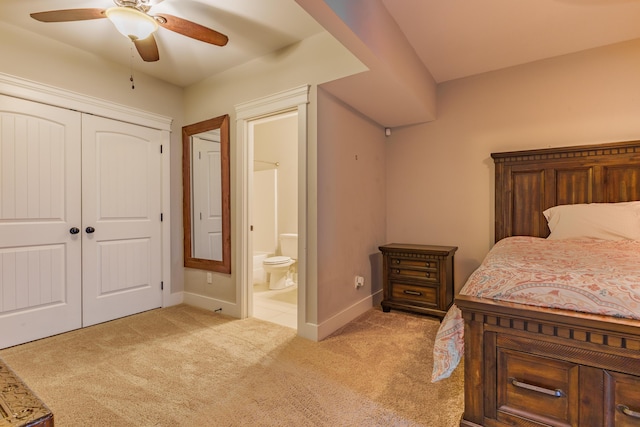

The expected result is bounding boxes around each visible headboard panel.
[492,140,640,242]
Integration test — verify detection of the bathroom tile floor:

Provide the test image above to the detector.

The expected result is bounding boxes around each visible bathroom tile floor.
[252,282,297,329]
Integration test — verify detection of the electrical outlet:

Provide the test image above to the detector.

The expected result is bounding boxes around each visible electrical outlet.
[354,275,364,289]
[207,272,213,284]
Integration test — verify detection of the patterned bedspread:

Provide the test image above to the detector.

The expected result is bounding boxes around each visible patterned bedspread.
[431,236,640,382]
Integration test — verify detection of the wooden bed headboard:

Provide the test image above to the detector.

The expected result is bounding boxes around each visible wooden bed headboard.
[491,140,640,242]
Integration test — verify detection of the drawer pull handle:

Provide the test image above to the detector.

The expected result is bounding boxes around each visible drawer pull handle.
[403,290,422,296]
[394,259,400,264]
[393,270,431,277]
[509,377,565,397]
[618,405,640,419]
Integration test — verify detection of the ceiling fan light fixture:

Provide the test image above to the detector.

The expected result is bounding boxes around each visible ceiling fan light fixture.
[105,7,158,41]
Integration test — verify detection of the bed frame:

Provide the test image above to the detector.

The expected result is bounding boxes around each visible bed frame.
[457,140,640,427]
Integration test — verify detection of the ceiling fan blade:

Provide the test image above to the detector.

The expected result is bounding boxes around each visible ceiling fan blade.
[155,14,228,46]
[134,35,160,62]
[30,8,106,23]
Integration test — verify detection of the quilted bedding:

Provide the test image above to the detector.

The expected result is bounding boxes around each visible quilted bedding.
[431,236,640,382]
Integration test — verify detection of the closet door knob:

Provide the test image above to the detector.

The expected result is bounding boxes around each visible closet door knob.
[85,226,95,234]
[69,227,80,235]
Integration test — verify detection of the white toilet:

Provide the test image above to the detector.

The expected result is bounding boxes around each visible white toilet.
[263,233,297,290]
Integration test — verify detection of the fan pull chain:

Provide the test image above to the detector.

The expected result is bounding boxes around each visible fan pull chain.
[129,46,135,90]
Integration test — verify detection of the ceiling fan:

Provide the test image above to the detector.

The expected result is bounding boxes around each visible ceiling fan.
[30,0,229,62]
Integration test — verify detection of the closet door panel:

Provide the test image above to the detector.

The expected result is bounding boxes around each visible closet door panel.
[81,114,162,327]
[0,95,82,348]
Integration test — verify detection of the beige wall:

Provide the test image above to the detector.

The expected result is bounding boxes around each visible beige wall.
[0,23,183,113]
[386,39,640,292]
[183,31,366,327]
[317,89,386,320]
[0,21,186,295]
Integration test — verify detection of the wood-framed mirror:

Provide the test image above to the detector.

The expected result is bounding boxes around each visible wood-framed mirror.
[182,114,231,273]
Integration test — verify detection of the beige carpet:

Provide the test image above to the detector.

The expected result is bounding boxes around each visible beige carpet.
[0,305,463,426]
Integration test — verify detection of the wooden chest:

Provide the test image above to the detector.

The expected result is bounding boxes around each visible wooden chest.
[0,359,53,426]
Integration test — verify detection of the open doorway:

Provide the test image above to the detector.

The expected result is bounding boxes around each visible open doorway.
[250,111,298,329]
[235,85,309,334]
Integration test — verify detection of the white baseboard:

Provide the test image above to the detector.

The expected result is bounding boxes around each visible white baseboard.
[371,289,383,307]
[183,292,240,317]
[316,294,375,341]
[163,291,184,307]
[182,290,382,342]
[296,320,319,341]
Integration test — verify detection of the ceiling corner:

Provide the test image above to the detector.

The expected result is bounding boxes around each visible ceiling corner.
[295,0,437,127]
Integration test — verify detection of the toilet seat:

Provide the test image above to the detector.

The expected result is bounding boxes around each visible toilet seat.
[262,255,296,290]
[263,256,292,265]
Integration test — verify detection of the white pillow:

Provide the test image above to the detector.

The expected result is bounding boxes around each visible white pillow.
[543,202,640,240]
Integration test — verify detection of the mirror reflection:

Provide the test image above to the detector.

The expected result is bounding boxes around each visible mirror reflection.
[183,114,231,273]
[191,127,222,260]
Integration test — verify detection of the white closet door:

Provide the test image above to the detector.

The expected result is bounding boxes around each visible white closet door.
[0,95,82,348]
[81,115,162,327]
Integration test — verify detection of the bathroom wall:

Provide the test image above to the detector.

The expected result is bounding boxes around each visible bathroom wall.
[254,112,299,252]
[252,169,278,254]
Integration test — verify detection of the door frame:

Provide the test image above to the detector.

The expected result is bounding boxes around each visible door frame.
[0,72,174,308]
[235,85,309,332]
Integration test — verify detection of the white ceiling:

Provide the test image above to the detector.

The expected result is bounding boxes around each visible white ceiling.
[2,0,640,87]
[0,0,324,87]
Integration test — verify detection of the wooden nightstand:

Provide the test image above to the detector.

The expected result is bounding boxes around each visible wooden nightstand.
[379,243,457,319]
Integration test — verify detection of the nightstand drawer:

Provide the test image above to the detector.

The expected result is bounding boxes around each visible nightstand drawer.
[389,256,439,270]
[388,264,439,283]
[390,282,437,306]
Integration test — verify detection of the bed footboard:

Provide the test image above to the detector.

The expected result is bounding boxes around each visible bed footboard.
[456,295,640,427]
